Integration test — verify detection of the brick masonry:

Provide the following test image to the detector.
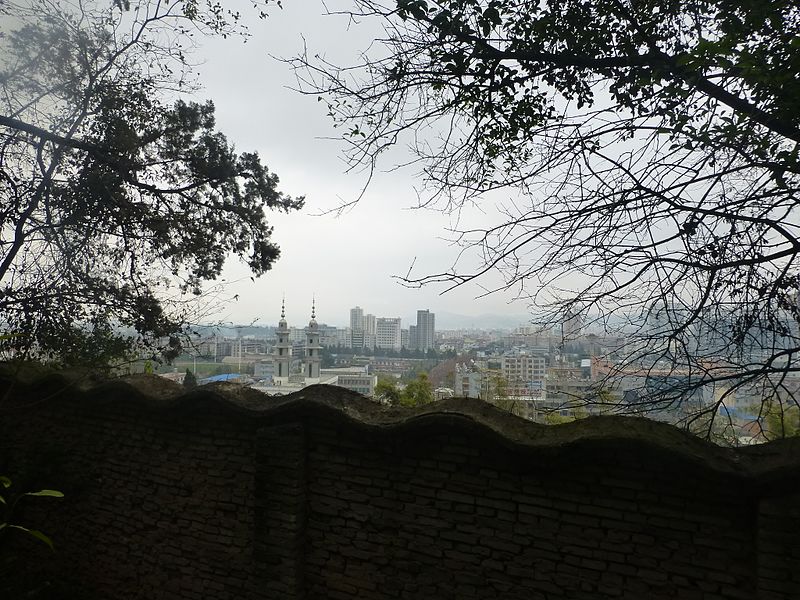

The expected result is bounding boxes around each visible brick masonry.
[1,372,799,599]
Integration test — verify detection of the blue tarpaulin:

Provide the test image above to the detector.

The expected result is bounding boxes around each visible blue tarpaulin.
[202,373,245,383]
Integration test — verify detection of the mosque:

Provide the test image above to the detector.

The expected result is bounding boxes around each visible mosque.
[254,298,376,397]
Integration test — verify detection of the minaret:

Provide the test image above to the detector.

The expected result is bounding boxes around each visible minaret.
[273,297,292,385]
[305,297,321,384]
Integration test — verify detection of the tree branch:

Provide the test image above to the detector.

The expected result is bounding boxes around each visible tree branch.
[0,115,103,155]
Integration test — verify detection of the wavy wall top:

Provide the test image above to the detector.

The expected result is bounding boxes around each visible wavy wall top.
[2,367,800,482]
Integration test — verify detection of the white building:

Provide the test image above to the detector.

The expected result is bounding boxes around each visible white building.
[500,353,547,395]
[317,325,341,348]
[471,352,547,397]
[335,327,351,348]
[254,360,274,379]
[364,313,376,349]
[288,327,306,345]
[454,363,482,398]
[321,366,377,396]
[257,300,377,399]
[305,300,321,384]
[350,306,364,330]
[376,317,402,351]
[350,306,365,348]
[272,299,292,385]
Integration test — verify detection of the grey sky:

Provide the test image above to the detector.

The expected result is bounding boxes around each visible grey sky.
[192,2,528,328]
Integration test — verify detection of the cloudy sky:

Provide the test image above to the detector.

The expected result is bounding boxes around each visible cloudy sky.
[190,2,530,328]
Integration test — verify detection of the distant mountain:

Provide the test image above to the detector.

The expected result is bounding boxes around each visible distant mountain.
[191,324,273,338]
[433,311,533,331]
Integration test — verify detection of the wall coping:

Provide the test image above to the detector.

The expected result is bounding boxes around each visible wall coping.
[2,368,800,484]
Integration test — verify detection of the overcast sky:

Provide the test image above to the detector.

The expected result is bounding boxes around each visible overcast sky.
[191,2,529,328]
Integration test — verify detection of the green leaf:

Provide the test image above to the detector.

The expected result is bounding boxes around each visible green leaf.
[23,490,64,499]
[6,525,55,550]
[0,476,11,489]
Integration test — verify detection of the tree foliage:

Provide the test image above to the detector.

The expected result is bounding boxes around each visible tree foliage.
[399,371,434,407]
[374,374,402,403]
[763,398,800,439]
[375,372,434,406]
[183,368,198,389]
[295,0,800,427]
[0,0,300,366]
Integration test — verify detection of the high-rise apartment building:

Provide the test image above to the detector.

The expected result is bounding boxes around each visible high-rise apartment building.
[376,317,402,351]
[336,327,351,348]
[350,306,364,331]
[351,329,365,349]
[562,307,584,340]
[364,313,377,349]
[415,309,436,352]
[288,327,306,344]
[350,306,365,349]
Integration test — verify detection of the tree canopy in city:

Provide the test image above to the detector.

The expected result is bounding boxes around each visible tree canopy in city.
[374,372,434,406]
[295,0,800,424]
[0,0,300,365]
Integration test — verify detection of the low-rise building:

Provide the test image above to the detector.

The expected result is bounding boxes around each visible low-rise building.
[454,363,482,398]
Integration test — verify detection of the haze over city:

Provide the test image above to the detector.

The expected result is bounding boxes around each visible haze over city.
[193,3,530,326]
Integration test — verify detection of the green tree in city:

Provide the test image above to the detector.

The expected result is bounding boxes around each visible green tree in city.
[374,375,402,404]
[543,405,588,424]
[486,373,531,418]
[544,412,574,425]
[484,371,506,403]
[399,372,435,407]
[588,388,620,415]
[763,399,800,439]
[183,369,198,389]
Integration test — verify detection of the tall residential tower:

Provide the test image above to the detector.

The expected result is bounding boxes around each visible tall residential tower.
[414,309,436,353]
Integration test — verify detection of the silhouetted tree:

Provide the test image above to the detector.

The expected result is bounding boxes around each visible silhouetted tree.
[0,0,297,366]
[294,0,800,431]
[183,369,198,389]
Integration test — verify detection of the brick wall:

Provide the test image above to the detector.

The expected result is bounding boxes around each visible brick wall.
[1,373,799,600]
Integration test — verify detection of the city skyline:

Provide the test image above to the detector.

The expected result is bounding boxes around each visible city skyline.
[211,294,531,332]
